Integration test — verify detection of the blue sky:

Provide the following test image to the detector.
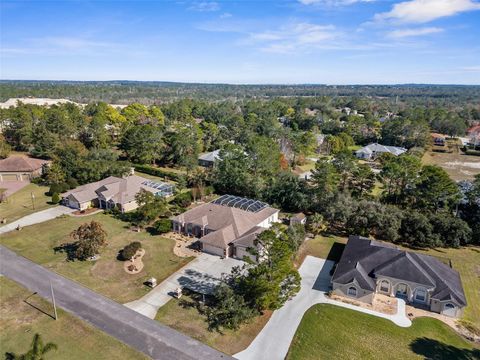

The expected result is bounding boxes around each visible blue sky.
[1,0,480,84]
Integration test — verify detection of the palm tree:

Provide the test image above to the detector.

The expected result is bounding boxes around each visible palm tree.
[5,333,58,360]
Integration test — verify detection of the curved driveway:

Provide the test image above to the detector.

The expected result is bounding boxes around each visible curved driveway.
[235,256,411,360]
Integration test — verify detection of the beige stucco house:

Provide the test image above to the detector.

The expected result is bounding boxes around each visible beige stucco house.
[0,155,49,182]
[62,175,174,212]
[171,195,279,260]
[332,236,467,318]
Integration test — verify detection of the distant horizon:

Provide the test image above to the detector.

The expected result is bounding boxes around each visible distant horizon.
[1,79,480,87]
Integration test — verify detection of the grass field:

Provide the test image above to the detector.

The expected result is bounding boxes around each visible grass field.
[155,293,271,355]
[0,183,53,222]
[295,234,347,266]
[0,277,148,360]
[0,213,192,303]
[287,304,479,360]
[422,146,480,181]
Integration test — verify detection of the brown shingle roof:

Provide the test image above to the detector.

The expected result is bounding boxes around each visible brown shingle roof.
[0,156,49,172]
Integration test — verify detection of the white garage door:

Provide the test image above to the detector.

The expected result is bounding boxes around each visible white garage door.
[442,303,457,317]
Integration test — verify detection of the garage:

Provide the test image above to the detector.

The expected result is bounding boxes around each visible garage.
[442,303,458,317]
[0,174,21,181]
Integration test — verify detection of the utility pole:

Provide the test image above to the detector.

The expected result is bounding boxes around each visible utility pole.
[50,281,58,320]
[31,192,35,210]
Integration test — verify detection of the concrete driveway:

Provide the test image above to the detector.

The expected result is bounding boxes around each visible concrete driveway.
[125,253,245,318]
[0,206,76,235]
[234,256,411,360]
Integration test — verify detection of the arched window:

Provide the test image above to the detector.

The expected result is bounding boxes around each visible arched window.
[445,303,455,309]
[415,288,427,302]
[379,280,390,293]
[347,286,357,297]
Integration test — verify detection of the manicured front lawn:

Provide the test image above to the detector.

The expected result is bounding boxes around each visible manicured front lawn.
[287,304,479,360]
[155,293,272,355]
[0,183,53,222]
[0,277,148,360]
[0,213,192,303]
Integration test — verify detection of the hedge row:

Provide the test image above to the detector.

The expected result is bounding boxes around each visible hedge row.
[134,164,183,182]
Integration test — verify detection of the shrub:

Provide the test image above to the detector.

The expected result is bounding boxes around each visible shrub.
[154,218,172,234]
[51,192,60,204]
[48,182,70,196]
[121,241,142,260]
[172,191,192,208]
[67,177,79,189]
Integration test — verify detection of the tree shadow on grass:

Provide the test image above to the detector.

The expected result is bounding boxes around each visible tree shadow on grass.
[53,242,78,261]
[410,337,480,360]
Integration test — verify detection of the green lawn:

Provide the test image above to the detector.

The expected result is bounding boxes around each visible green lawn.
[287,304,479,360]
[0,277,148,360]
[295,234,347,266]
[0,183,53,222]
[155,293,271,355]
[0,213,192,303]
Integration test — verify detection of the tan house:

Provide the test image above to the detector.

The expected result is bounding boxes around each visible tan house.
[171,195,279,260]
[0,155,49,181]
[332,236,467,318]
[62,175,174,212]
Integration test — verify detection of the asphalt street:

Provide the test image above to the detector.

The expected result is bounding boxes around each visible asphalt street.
[0,245,232,360]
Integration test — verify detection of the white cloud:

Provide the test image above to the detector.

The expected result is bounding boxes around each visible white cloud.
[387,27,444,38]
[188,1,220,12]
[298,0,374,5]
[2,36,124,57]
[374,0,480,23]
[220,12,232,19]
[247,23,338,53]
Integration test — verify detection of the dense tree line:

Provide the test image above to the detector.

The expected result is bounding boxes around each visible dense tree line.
[1,96,479,248]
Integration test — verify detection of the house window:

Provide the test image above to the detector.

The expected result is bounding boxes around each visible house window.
[415,288,426,302]
[379,280,390,293]
[347,286,357,297]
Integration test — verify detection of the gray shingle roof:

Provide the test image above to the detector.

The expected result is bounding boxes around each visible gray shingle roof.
[332,236,467,306]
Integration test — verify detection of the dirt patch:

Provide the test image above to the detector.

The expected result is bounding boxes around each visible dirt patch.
[423,148,480,181]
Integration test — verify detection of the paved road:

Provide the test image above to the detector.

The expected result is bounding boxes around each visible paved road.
[235,256,411,360]
[0,206,76,235]
[0,245,232,360]
[125,253,244,318]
